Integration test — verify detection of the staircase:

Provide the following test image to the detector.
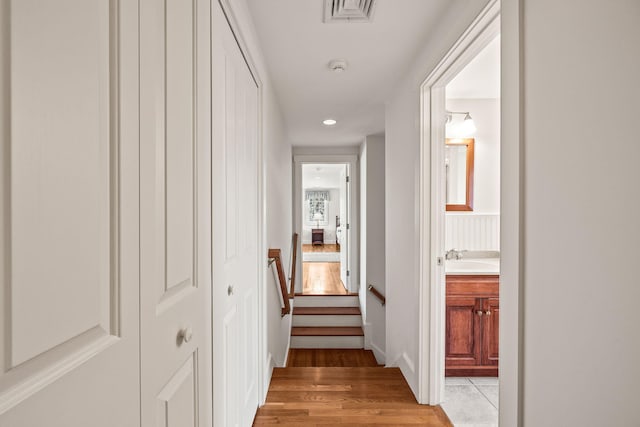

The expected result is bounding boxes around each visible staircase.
[290,294,364,349]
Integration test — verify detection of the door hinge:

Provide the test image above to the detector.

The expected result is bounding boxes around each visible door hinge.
[346,176,350,183]
[346,270,350,276]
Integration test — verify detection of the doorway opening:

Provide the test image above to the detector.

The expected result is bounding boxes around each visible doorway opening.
[440,33,501,425]
[300,163,349,295]
[417,0,501,421]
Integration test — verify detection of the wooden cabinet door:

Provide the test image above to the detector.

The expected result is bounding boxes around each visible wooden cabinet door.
[445,296,482,367]
[482,297,500,366]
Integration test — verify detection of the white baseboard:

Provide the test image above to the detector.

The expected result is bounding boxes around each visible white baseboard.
[363,322,372,348]
[390,352,415,375]
[263,353,275,399]
[370,341,386,365]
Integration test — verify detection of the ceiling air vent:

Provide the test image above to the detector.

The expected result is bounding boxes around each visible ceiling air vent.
[323,0,377,23]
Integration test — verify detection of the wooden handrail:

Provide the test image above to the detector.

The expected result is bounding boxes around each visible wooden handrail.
[268,248,290,316]
[367,284,386,306]
[289,233,298,298]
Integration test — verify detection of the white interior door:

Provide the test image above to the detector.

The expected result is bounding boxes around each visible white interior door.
[212,3,260,426]
[339,165,350,288]
[0,1,140,425]
[139,0,212,426]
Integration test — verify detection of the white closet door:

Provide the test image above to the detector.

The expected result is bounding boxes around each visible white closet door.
[139,0,212,426]
[212,2,261,426]
[0,1,140,426]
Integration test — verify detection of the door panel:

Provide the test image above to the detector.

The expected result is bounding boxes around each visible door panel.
[140,0,211,426]
[157,353,197,426]
[482,297,499,366]
[445,296,481,366]
[213,3,260,425]
[339,165,348,288]
[0,1,140,425]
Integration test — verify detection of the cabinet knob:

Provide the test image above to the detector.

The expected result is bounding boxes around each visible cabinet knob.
[485,310,491,316]
[476,310,484,316]
[227,285,234,296]
[178,327,193,344]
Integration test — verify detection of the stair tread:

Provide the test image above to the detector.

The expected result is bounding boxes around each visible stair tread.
[294,292,359,296]
[293,307,361,315]
[291,326,364,336]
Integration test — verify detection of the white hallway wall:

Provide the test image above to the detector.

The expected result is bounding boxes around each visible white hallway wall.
[230,0,294,389]
[519,0,640,425]
[360,134,386,363]
[385,0,493,395]
[386,0,640,425]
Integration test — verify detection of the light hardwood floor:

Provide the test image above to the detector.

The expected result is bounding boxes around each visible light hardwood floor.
[302,243,340,253]
[253,367,453,426]
[302,262,347,294]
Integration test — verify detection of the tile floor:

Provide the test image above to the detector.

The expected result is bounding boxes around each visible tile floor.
[441,377,499,427]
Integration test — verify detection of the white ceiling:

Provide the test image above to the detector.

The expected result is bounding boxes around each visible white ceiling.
[302,164,346,189]
[446,35,500,99]
[246,0,452,146]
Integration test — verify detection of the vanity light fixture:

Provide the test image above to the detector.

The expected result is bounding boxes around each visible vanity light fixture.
[323,119,337,126]
[446,110,477,136]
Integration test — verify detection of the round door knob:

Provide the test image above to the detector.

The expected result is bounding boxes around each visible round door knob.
[178,327,193,343]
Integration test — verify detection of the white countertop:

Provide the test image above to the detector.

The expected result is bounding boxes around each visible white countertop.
[445,258,500,275]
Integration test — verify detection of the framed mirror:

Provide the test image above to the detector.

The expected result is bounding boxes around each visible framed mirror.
[445,138,474,211]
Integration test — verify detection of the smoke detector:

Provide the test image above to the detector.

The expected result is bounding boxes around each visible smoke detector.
[328,59,348,73]
[323,0,377,23]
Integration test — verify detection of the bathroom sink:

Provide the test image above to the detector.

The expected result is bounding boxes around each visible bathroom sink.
[445,258,500,274]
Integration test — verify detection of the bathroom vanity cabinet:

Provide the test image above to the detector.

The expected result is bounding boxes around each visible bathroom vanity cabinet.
[445,275,499,377]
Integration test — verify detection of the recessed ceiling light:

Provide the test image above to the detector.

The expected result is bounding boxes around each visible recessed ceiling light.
[323,119,337,126]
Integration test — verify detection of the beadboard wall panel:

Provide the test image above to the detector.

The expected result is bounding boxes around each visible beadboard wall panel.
[445,214,500,251]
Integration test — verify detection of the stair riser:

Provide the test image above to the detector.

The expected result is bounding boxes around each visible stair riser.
[294,296,359,307]
[292,315,362,327]
[290,335,364,349]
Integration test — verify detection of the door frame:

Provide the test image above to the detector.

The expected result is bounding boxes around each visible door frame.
[293,155,358,294]
[214,0,268,407]
[417,0,502,406]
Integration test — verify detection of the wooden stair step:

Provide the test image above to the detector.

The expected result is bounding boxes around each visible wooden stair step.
[294,292,359,296]
[293,306,361,316]
[286,349,380,367]
[291,327,364,337]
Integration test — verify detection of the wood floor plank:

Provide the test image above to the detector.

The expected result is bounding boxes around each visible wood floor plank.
[254,366,453,426]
